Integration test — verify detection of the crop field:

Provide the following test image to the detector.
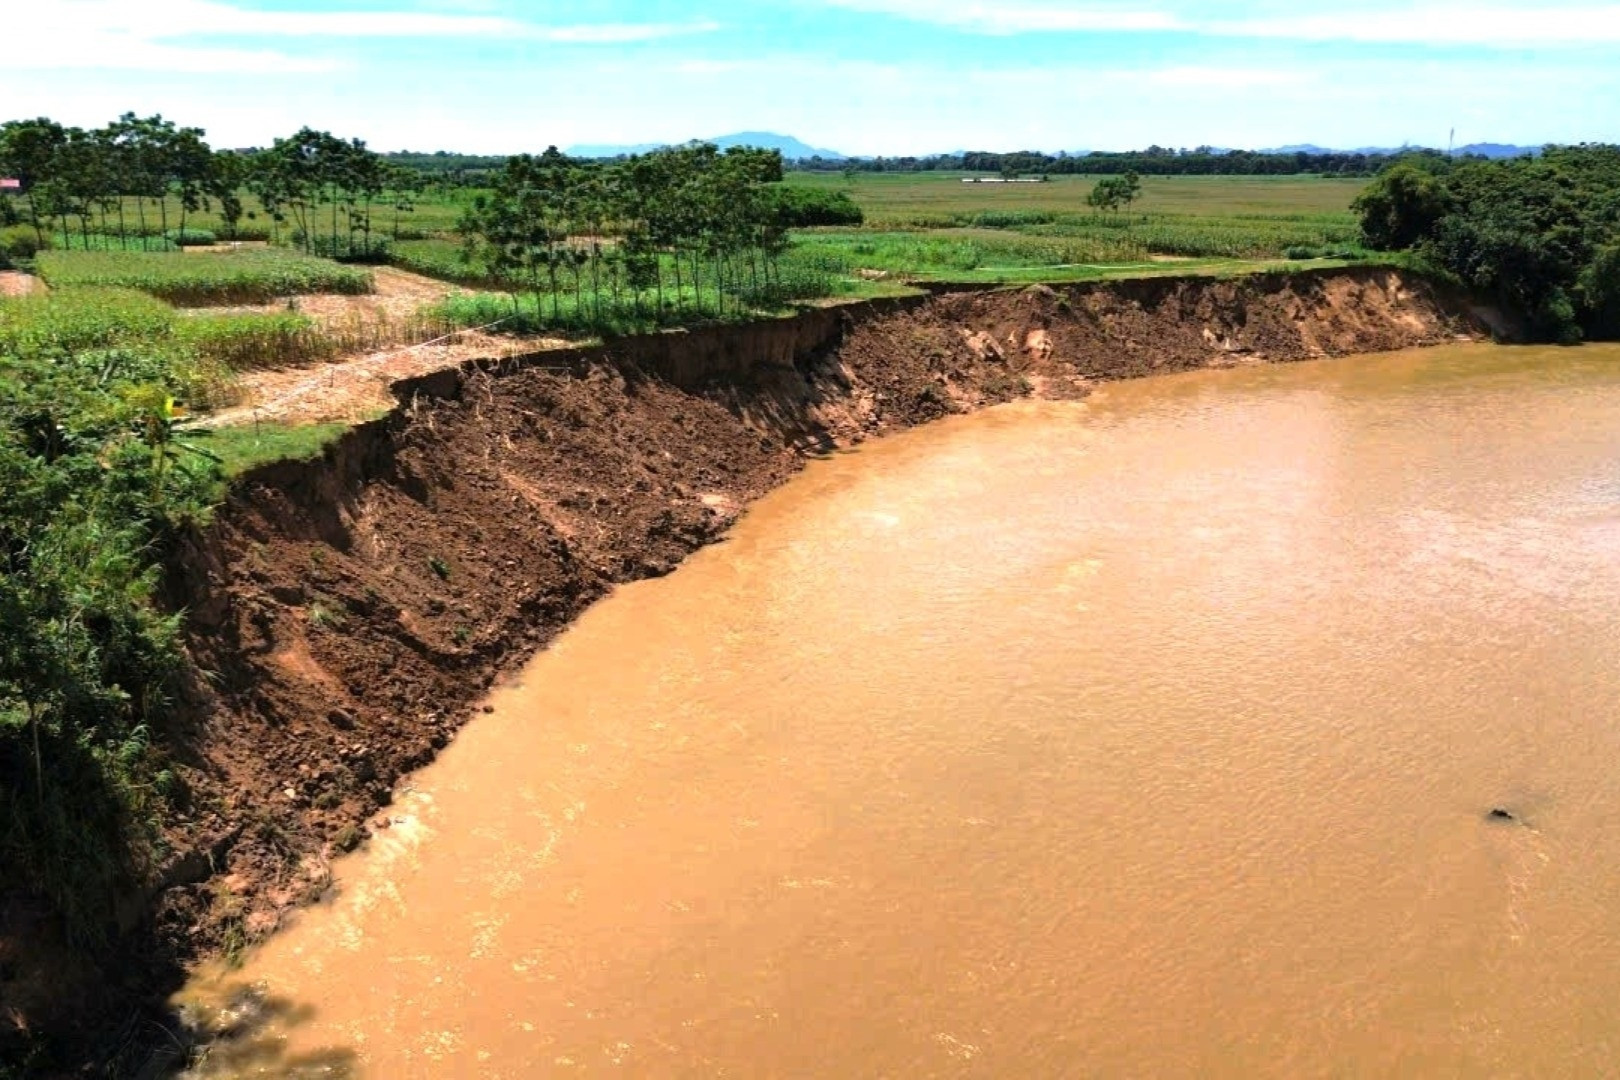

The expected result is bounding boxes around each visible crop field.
[0,285,358,403]
[35,249,374,305]
[391,238,500,288]
[786,171,1367,223]
[764,172,1368,287]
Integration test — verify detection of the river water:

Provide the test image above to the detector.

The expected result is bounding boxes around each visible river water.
[185,343,1620,1077]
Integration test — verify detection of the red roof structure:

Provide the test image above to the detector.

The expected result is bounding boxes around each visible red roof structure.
[0,178,21,190]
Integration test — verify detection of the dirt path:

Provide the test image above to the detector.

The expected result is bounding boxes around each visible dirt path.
[197,266,575,426]
[0,270,42,297]
[202,265,471,327]
[205,330,574,427]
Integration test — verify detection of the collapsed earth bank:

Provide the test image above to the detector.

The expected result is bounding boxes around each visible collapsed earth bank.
[4,268,1485,1070]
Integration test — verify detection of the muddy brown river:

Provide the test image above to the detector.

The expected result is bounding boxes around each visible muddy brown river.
[184,343,1620,1077]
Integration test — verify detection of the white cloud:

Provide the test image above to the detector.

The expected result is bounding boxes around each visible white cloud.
[1,0,720,72]
[821,0,1183,34]
[819,0,1620,45]
[1212,5,1620,46]
[546,21,723,44]
[1,41,337,74]
[1141,66,1312,89]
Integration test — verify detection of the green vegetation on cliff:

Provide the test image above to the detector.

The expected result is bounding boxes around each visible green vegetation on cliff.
[1353,146,1620,341]
[0,352,218,947]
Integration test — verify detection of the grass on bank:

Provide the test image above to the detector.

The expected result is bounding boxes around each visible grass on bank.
[198,420,356,476]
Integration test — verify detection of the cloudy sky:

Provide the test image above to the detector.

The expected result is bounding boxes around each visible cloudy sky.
[3,0,1617,154]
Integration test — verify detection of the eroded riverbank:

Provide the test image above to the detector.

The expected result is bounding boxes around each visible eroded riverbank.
[0,268,1484,1070]
[185,341,1620,1076]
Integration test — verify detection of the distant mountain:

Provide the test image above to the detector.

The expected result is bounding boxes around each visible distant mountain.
[1457,142,1539,159]
[565,141,665,158]
[1263,142,1540,159]
[567,132,845,161]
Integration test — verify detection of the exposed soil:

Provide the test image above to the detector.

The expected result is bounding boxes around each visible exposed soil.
[198,266,579,426]
[0,271,41,298]
[0,268,1487,1075]
[202,331,573,427]
[203,266,470,327]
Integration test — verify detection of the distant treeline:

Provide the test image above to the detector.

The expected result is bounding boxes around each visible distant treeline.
[379,150,508,179]
[307,147,1503,181]
[792,147,1501,178]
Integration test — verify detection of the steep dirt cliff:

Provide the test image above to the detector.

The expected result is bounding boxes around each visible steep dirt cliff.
[2,268,1483,1071]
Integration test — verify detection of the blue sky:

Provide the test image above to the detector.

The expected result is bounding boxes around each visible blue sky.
[3,0,1618,154]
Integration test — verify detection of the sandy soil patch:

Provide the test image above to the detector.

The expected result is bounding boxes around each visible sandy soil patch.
[205,331,575,427]
[0,271,42,297]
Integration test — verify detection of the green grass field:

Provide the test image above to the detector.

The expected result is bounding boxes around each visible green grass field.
[773,172,1367,286]
[35,248,374,305]
[784,171,1367,223]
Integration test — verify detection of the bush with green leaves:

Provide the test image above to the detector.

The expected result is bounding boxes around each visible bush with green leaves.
[760,185,864,227]
[165,227,218,247]
[1353,146,1620,341]
[1,355,221,946]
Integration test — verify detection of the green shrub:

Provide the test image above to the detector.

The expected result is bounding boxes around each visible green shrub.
[0,357,221,947]
[305,235,392,264]
[165,228,218,247]
[1,225,45,264]
[761,186,865,227]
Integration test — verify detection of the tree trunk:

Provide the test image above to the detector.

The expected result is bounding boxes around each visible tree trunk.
[26,192,46,249]
[28,699,42,806]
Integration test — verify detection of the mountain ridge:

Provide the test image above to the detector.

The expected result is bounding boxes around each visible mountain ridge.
[568,131,845,160]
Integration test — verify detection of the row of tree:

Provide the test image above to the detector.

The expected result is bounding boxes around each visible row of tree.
[1353,145,1620,342]
[798,147,1497,178]
[459,143,845,324]
[0,114,428,257]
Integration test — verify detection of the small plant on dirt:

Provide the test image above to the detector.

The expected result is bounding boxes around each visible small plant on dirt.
[307,602,344,630]
[332,824,363,853]
[208,880,249,968]
[451,626,471,646]
[428,555,451,581]
[983,372,1033,399]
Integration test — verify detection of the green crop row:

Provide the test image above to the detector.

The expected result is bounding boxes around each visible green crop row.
[34,249,374,305]
[0,288,342,409]
[390,238,500,287]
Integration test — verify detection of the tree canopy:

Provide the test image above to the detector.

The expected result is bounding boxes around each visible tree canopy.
[1353,146,1620,342]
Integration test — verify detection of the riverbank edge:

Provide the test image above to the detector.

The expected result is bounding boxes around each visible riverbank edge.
[3,266,1491,1075]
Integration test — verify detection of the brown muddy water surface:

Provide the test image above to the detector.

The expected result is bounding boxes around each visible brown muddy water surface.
[184,343,1620,1077]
